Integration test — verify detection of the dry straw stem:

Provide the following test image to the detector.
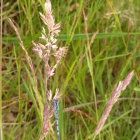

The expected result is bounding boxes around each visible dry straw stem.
[0,0,3,139]
[82,10,98,50]
[64,107,96,124]
[83,9,99,123]
[9,19,42,112]
[95,71,134,136]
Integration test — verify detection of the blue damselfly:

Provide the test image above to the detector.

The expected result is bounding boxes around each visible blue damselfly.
[53,99,60,140]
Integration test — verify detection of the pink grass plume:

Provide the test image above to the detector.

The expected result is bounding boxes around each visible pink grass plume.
[95,71,134,136]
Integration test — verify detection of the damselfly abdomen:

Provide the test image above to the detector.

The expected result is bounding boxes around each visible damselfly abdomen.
[53,99,60,140]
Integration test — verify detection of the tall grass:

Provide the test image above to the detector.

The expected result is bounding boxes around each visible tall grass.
[2,0,140,140]
[0,0,3,140]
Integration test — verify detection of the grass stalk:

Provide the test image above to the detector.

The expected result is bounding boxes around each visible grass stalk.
[0,0,3,139]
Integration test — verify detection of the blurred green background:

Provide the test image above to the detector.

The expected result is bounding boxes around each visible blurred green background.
[2,0,140,140]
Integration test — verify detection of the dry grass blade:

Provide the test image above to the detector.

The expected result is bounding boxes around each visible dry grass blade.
[83,9,89,43]
[83,9,99,124]
[64,108,96,124]
[95,71,134,136]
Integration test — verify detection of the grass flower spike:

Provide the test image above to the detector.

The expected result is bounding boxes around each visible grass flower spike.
[95,71,134,136]
[33,0,67,139]
[32,0,66,80]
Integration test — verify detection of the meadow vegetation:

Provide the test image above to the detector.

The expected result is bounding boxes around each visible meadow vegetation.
[2,0,140,140]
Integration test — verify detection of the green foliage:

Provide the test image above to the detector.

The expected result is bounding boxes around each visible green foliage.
[2,0,140,140]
